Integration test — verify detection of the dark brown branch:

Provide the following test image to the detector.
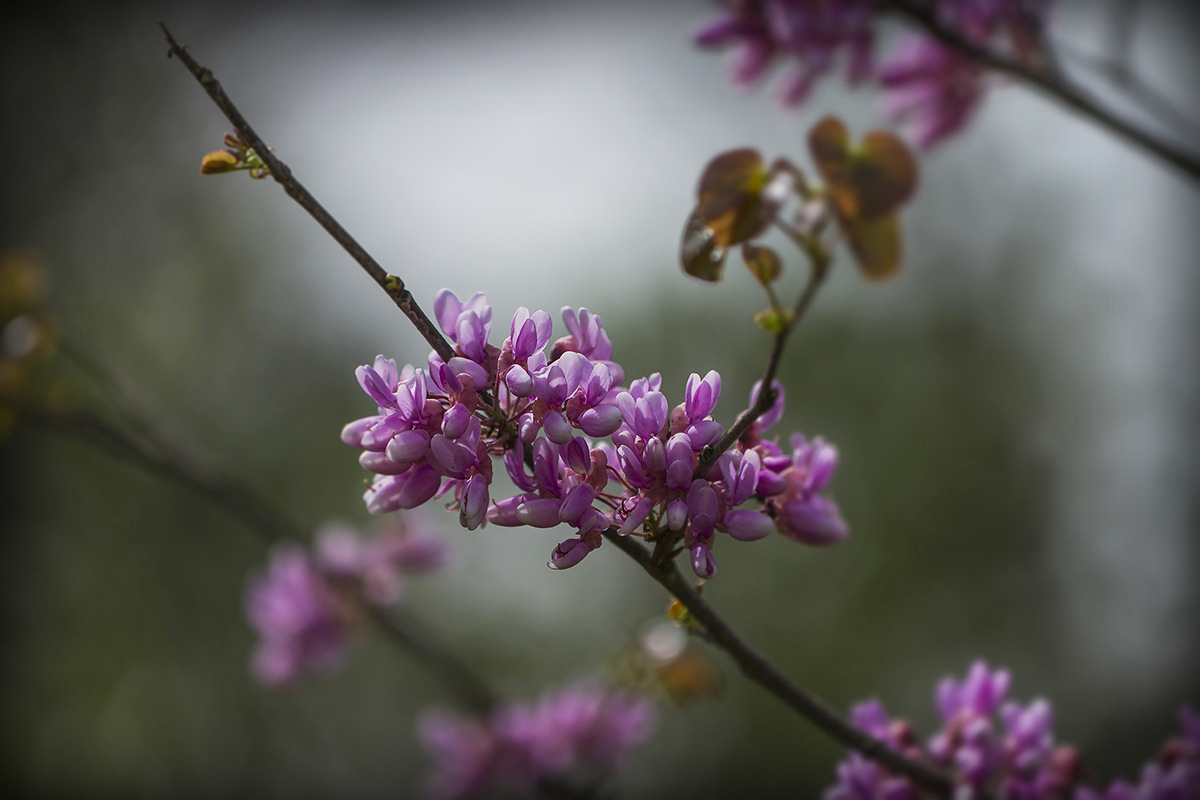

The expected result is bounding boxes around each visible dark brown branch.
[885,0,1200,183]
[158,24,456,363]
[602,529,956,797]
[18,400,497,714]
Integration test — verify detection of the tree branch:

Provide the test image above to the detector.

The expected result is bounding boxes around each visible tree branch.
[602,529,957,797]
[885,0,1200,183]
[18,399,498,715]
[158,24,456,363]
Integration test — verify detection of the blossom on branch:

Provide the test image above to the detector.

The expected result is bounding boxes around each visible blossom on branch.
[343,290,848,577]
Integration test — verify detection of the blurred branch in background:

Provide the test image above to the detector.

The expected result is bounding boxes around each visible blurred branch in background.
[14,360,499,717]
[885,0,1200,181]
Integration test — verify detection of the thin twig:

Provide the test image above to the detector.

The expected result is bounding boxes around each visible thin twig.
[693,241,830,480]
[602,529,957,797]
[885,0,1200,183]
[158,24,456,364]
[18,399,498,714]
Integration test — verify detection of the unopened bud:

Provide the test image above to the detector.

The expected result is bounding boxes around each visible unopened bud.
[200,150,240,175]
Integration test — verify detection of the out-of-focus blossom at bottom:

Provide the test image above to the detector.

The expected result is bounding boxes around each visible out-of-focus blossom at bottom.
[825,660,1200,800]
[418,683,655,799]
[245,514,451,685]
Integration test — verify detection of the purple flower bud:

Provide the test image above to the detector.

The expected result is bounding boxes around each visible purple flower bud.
[519,412,540,443]
[643,437,666,473]
[617,390,669,441]
[685,419,723,448]
[577,405,623,437]
[724,509,774,541]
[755,468,787,497]
[666,498,689,531]
[429,434,478,479]
[366,465,443,514]
[533,438,561,495]
[559,484,596,526]
[684,370,722,421]
[548,536,596,570]
[561,307,613,361]
[617,444,651,489]
[780,496,848,545]
[686,480,719,535]
[360,415,409,452]
[665,433,695,491]
[534,363,570,408]
[460,474,489,531]
[516,499,563,528]
[441,404,472,439]
[562,437,591,475]
[543,410,574,445]
[749,379,786,431]
[341,416,376,447]
[454,311,491,364]
[487,496,524,526]
[447,356,489,390]
[618,496,652,535]
[359,450,408,475]
[505,364,534,397]
[510,307,553,362]
[357,363,399,410]
[433,289,465,337]
[691,543,716,579]
[386,429,431,464]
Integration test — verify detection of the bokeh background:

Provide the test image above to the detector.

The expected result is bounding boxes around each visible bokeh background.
[3,1,1198,797]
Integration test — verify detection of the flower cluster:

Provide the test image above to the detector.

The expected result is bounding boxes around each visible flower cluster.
[1076,706,1200,800]
[419,683,654,800]
[826,661,1200,800]
[245,516,449,685]
[695,0,1053,149]
[343,289,847,577]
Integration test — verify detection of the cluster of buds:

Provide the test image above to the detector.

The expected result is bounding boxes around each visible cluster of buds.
[342,289,848,578]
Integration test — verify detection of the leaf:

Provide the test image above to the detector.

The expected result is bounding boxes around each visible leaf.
[807,116,916,280]
[695,148,779,247]
[843,214,902,280]
[808,117,917,220]
[853,131,918,219]
[741,243,783,286]
[680,206,728,282]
